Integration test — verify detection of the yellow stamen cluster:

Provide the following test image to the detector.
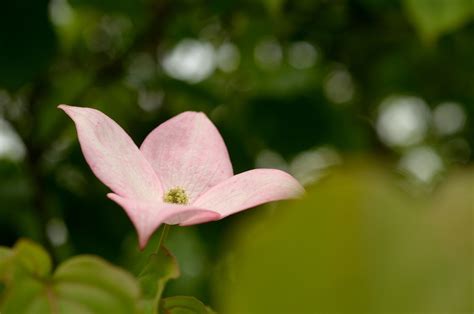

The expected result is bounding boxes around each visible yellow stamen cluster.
[163,187,189,205]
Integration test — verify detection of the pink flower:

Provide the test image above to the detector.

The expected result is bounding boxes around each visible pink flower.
[59,105,304,248]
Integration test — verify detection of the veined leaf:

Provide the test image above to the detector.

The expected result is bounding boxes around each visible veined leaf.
[138,246,180,314]
[0,241,141,314]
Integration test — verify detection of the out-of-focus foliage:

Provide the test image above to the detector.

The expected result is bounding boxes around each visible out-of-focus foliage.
[0,1,56,89]
[159,296,216,314]
[0,240,140,313]
[0,240,214,313]
[404,0,474,42]
[216,162,473,312]
[0,0,473,311]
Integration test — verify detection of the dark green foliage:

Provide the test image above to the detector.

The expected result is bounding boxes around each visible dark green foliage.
[0,1,56,89]
[0,0,472,311]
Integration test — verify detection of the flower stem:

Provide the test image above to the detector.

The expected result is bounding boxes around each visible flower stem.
[155,224,171,253]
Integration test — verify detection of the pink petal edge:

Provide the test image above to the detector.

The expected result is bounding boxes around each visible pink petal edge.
[59,105,163,202]
[108,193,220,249]
[140,111,233,203]
[193,169,304,218]
[178,211,222,226]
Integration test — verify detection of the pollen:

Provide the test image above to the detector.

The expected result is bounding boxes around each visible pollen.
[163,187,189,205]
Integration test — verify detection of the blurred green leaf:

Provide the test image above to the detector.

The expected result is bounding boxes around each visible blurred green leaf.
[216,162,473,312]
[0,240,51,284]
[13,240,52,277]
[159,296,215,314]
[0,247,10,259]
[263,0,284,16]
[53,256,141,313]
[404,0,473,42]
[0,246,12,282]
[0,240,141,314]
[0,240,54,313]
[138,246,180,314]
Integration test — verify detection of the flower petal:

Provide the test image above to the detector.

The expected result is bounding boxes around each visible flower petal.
[108,193,220,249]
[177,212,222,226]
[193,169,304,218]
[140,111,233,203]
[59,105,163,201]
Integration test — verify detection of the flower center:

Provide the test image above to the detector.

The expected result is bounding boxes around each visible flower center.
[163,187,189,205]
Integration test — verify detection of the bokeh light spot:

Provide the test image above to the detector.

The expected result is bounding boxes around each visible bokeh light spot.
[46,218,68,247]
[433,102,466,136]
[290,147,341,186]
[126,53,156,88]
[288,41,318,69]
[138,89,164,112]
[399,146,443,183]
[255,149,288,171]
[254,38,282,70]
[376,96,430,147]
[0,118,25,161]
[162,39,216,84]
[217,43,240,73]
[49,0,74,26]
[323,68,355,104]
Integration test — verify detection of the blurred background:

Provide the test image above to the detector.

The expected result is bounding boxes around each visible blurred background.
[0,0,472,312]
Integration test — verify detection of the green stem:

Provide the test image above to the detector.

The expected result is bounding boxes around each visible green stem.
[155,224,170,253]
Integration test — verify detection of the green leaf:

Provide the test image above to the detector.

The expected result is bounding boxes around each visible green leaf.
[138,246,180,314]
[53,256,141,314]
[404,0,474,42]
[0,247,10,258]
[216,163,473,313]
[0,241,141,314]
[0,239,51,284]
[13,240,52,277]
[0,276,47,314]
[0,247,12,274]
[159,296,216,314]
